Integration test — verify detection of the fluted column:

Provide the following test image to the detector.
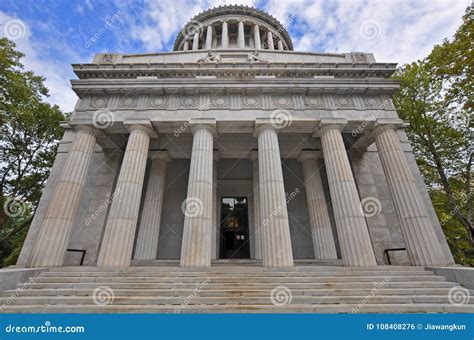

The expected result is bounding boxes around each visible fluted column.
[221,20,229,48]
[278,40,284,51]
[298,151,338,260]
[253,24,261,49]
[97,121,154,267]
[255,121,293,267]
[250,151,262,260]
[237,20,245,48]
[27,126,99,267]
[374,124,449,265]
[205,25,213,50]
[211,150,220,260]
[192,31,200,50]
[180,120,216,267]
[183,41,189,51]
[267,31,274,50]
[134,151,170,260]
[317,119,377,266]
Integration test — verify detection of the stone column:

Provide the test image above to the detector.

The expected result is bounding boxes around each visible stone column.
[374,123,449,266]
[298,151,338,260]
[278,40,284,51]
[255,120,293,267]
[237,20,245,48]
[205,25,213,50]
[250,151,262,260]
[183,41,189,51]
[267,31,274,50]
[134,151,170,260]
[221,20,229,48]
[192,31,200,50]
[180,120,216,267]
[316,119,377,266]
[211,150,220,260]
[27,126,99,267]
[97,120,155,267]
[253,24,261,49]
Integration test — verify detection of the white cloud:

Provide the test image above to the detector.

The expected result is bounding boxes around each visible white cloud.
[264,0,470,64]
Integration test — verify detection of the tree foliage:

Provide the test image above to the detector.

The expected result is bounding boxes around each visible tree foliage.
[0,38,67,267]
[393,6,473,265]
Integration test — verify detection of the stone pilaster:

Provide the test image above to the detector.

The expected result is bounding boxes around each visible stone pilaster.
[298,151,338,260]
[180,120,216,267]
[183,41,189,51]
[27,125,99,267]
[250,150,262,260]
[316,119,377,266]
[237,20,245,48]
[205,25,213,50]
[134,151,170,260]
[97,120,155,267]
[192,31,199,50]
[374,123,450,266]
[253,24,261,49]
[267,31,274,50]
[211,150,220,260]
[278,40,284,50]
[221,21,229,48]
[255,120,293,267]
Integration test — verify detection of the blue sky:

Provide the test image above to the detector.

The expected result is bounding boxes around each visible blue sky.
[0,0,470,112]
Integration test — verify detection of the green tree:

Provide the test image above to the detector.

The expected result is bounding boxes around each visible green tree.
[393,6,473,265]
[0,38,67,266]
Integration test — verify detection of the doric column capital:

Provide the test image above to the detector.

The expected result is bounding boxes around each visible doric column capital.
[313,118,348,137]
[69,123,102,137]
[249,149,258,161]
[297,150,322,163]
[189,118,217,136]
[124,119,157,137]
[254,118,279,137]
[372,118,406,137]
[149,150,171,162]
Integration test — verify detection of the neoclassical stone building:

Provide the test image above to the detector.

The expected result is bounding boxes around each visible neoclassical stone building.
[17,5,454,269]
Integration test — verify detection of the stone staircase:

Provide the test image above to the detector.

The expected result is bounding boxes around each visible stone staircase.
[1,265,473,313]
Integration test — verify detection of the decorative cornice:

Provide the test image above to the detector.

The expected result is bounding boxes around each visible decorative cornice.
[72,62,397,80]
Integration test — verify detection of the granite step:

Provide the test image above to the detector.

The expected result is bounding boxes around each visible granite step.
[2,265,472,314]
[31,275,447,284]
[2,287,461,297]
[2,294,473,306]
[3,304,474,314]
[24,281,460,290]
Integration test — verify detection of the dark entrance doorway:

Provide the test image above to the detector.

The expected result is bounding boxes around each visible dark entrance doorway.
[220,197,250,259]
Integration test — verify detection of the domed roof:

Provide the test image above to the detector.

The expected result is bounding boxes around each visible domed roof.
[173,5,293,51]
